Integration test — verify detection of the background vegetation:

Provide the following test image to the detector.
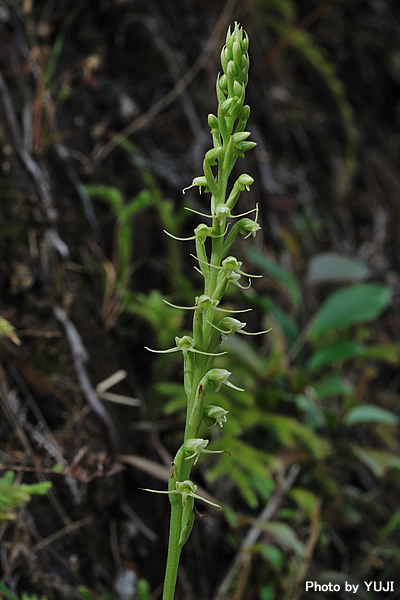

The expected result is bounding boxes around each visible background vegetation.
[0,0,399,599]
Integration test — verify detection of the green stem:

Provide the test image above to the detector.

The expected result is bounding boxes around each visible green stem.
[162,501,183,600]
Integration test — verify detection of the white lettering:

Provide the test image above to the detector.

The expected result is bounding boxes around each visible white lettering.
[345,582,359,593]
[306,582,314,591]
[364,582,372,591]
[305,582,340,592]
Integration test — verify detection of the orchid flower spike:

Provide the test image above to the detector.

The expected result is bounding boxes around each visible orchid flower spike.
[200,368,244,393]
[145,335,227,358]
[192,255,262,280]
[140,479,221,510]
[163,222,229,243]
[208,316,272,338]
[163,295,252,314]
[183,438,229,465]
[184,202,257,221]
[182,176,210,195]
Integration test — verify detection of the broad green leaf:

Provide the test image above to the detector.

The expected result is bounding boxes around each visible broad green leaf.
[352,445,400,477]
[247,248,301,308]
[252,297,299,347]
[307,342,364,371]
[309,283,392,339]
[261,414,330,458]
[257,521,305,557]
[258,544,284,570]
[0,583,19,600]
[307,252,371,284]
[222,335,266,379]
[288,488,318,519]
[313,374,354,398]
[295,394,326,428]
[344,405,399,426]
[260,585,275,600]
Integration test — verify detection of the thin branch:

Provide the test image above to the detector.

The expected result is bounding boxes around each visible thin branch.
[53,306,119,457]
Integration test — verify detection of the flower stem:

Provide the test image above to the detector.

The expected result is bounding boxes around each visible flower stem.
[155,22,257,598]
[162,500,182,600]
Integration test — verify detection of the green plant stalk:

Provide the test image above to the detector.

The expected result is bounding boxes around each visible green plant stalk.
[144,23,260,599]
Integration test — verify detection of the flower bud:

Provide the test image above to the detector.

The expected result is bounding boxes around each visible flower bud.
[208,114,219,130]
[232,40,241,66]
[221,97,234,115]
[225,25,234,55]
[232,131,251,143]
[220,47,229,73]
[233,80,243,97]
[227,60,236,80]
[241,32,249,54]
[218,73,227,91]
[235,140,257,153]
[205,147,223,164]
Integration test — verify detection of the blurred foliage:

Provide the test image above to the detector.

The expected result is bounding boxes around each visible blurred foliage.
[0,585,48,600]
[0,471,52,522]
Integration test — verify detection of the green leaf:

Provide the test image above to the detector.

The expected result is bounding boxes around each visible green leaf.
[84,184,124,213]
[247,248,301,308]
[288,488,318,519]
[252,297,299,348]
[120,189,152,222]
[260,586,276,600]
[257,521,305,557]
[258,544,284,569]
[352,446,400,477]
[307,252,371,284]
[312,374,354,398]
[309,283,392,339]
[360,343,400,364]
[221,335,266,379]
[0,583,19,600]
[137,579,151,600]
[307,341,364,371]
[344,405,399,426]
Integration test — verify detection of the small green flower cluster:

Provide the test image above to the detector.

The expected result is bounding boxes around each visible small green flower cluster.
[143,23,266,599]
